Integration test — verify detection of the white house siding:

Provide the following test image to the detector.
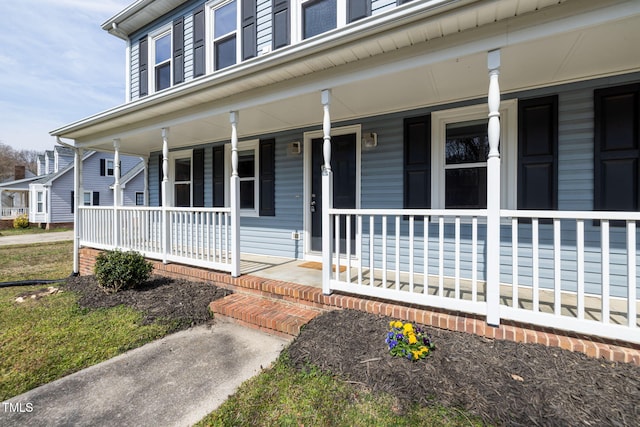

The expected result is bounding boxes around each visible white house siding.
[130,41,140,102]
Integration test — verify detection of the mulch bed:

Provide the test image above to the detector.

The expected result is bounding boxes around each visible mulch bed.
[63,274,230,330]
[286,309,640,427]
[61,276,639,425]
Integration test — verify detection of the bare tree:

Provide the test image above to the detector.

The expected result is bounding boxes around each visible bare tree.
[0,142,40,183]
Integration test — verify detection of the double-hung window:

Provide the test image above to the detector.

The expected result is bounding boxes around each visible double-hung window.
[212,0,238,71]
[106,160,115,176]
[36,191,45,213]
[152,29,172,92]
[173,156,192,207]
[299,0,371,40]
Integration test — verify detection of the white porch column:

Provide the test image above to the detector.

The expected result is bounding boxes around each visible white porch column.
[161,128,170,264]
[230,111,241,277]
[73,148,83,275]
[486,49,501,327]
[321,89,333,295]
[113,139,121,248]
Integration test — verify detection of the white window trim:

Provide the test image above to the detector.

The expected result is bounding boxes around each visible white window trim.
[83,191,92,207]
[206,0,241,74]
[224,139,260,217]
[169,149,193,207]
[431,99,517,210]
[36,191,45,213]
[294,0,348,42]
[149,24,172,94]
[106,159,115,176]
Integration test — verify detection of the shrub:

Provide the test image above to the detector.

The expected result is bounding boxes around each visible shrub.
[94,250,153,294]
[13,214,29,229]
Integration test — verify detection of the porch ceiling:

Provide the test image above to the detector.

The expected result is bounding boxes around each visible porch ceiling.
[56,0,640,156]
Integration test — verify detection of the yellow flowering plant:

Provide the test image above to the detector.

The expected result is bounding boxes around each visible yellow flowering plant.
[385,320,435,361]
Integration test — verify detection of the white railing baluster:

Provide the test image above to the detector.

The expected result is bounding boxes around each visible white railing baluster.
[455,216,460,300]
[533,217,539,313]
[554,218,561,316]
[472,216,478,302]
[577,219,585,320]
[395,215,400,290]
[335,215,341,281]
[628,221,637,328]
[409,216,414,293]
[382,215,387,288]
[424,216,429,295]
[369,215,374,287]
[346,214,351,284]
[601,220,610,325]
[512,217,518,309]
[357,215,363,286]
[438,216,444,297]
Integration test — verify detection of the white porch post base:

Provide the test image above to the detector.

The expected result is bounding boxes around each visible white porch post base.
[486,49,501,327]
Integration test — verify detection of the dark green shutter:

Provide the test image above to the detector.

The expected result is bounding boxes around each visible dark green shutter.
[193,148,205,207]
[348,0,370,23]
[212,146,225,207]
[272,0,290,49]
[518,95,558,210]
[173,18,184,85]
[594,84,640,211]
[259,139,276,216]
[193,7,206,78]
[404,115,431,209]
[139,37,148,97]
[242,0,257,60]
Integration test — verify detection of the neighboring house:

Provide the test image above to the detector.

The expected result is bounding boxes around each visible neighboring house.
[29,151,144,228]
[51,0,640,345]
[0,167,37,224]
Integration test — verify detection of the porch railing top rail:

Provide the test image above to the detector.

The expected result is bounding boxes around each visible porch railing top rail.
[328,208,487,217]
[501,209,640,221]
[78,206,232,213]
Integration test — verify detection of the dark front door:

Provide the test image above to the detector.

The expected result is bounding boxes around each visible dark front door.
[310,133,357,253]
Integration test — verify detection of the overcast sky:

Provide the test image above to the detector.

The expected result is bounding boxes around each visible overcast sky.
[0,0,132,153]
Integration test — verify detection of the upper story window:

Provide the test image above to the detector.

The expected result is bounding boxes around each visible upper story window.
[153,30,172,91]
[212,0,238,71]
[298,0,370,40]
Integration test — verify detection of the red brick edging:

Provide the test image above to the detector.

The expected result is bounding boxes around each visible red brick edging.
[79,248,640,365]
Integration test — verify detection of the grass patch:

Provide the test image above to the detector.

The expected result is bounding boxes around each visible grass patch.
[0,285,171,400]
[195,354,483,427]
[0,241,73,281]
[0,227,72,237]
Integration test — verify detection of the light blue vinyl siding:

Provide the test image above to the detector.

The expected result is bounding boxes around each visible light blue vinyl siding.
[122,172,145,206]
[257,0,272,54]
[149,154,161,206]
[184,13,194,82]
[49,170,74,223]
[130,41,140,101]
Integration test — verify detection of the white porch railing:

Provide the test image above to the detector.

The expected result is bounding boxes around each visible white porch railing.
[327,208,640,344]
[1,207,28,219]
[79,206,234,273]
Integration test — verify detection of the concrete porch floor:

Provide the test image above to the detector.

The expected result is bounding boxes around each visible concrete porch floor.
[239,254,323,288]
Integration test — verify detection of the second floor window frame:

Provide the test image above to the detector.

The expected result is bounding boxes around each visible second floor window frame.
[207,0,240,73]
[150,25,173,93]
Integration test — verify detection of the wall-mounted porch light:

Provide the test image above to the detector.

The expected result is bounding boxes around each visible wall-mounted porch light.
[362,132,377,148]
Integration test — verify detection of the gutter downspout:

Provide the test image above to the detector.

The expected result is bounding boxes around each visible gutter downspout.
[57,137,81,276]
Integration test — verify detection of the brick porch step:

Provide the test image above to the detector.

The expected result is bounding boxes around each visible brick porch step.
[210,293,323,337]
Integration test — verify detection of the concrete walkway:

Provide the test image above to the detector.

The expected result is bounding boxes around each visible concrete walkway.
[0,230,74,246]
[1,320,290,427]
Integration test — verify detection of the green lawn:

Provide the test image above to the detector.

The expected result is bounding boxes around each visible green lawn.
[0,241,73,281]
[0,226,72,237]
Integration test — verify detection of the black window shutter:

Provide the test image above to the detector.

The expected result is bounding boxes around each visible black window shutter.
[158,154,163,206]
[193,148,205,207]
[173,17,184,85]
[71,191,74,213]
[397,0,413,4]
[139,37,148,97]
[259,139,276,216]
[242,0,257,60]
[93,192,100,206]
[100,159,106,176]
[212,146,225,207]
[272,0,290,50]
[518,95,558,210]
[348,0,370,23]
[594,84,640,211]
[404,115,431,209]
[193,7,206,78]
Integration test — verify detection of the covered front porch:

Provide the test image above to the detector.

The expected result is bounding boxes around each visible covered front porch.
[57,0,640,347]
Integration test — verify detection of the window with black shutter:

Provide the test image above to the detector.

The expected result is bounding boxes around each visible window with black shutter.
[348,0,370,23]
[594,83,640,211]
[173,18,184,85]
[242,0,257,60]
[272,0,289,50]
[192,148,205,207]
[518,95,558,210]
[139,37,148,97]
[259,139,276,216]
